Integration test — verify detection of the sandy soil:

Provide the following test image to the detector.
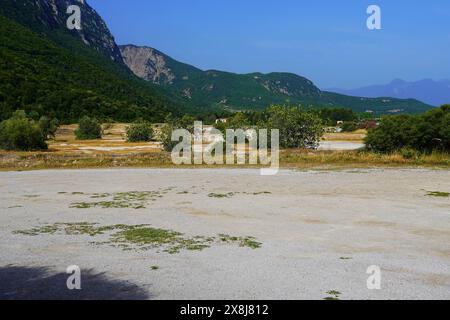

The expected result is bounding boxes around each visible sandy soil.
[318,141,365,151]
[1,168,449,300]
[46,124,365,156]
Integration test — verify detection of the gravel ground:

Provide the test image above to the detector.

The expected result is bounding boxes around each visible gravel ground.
[0,168,449,300]
[318,141,365,150]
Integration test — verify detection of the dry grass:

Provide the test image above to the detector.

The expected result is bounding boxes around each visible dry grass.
[322,130,367,142]
[281,149,450,169]
[1,149,448,171]
[0,124,448,171]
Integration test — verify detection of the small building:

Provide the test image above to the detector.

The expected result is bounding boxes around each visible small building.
[215,118,228,124]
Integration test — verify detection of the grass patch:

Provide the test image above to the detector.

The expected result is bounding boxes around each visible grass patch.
[219,234,262,249]
[70,190,165,209]
[109,227,215,254]
[13,223,124,236]
[14,223,262,254]
[150,266,159,271]
[208,191,272,199]
[426,191,449,197]
[208,192,235,198]
[324,290,341,300]
[14,225,59,236]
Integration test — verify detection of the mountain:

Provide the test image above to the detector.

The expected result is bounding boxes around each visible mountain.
[329,79,450,107]
[0,0,434,122]
[0,0,123,63]
[0,0,179,123]
[120,45,433,114]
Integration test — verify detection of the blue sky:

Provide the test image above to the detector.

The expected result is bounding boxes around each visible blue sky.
[89,0,450,88]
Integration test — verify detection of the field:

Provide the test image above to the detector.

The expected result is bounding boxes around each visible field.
[0,124,449,171]
[1,168,449,299]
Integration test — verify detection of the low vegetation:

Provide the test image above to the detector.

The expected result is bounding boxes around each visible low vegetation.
[208,191,272,198]
[14,223,262,254]
[0,110,48,151]
[426,191,449,198]
[365,105,450,153]
[324,290,342,300]
[1,149,449,171]
[126,121,154,142]
[75,116,102,140]
[69,190,166,209]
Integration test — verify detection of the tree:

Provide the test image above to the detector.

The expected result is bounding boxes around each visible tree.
[126,121,154,142]
[160,124,177,152]
[263,106,323,149]
[75,116,102,140]
[38,116,59,139]
[0,110,47,151]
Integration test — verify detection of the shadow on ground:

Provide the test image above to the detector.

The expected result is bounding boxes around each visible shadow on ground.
[0,265,150,300]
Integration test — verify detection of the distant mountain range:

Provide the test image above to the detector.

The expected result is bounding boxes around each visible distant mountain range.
[0,0,434,122]
[328,79,450,107]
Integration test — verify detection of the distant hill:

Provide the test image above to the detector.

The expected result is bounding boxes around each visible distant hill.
[0,0,179,123]
[120,45,433,114]
[328,79,450,107]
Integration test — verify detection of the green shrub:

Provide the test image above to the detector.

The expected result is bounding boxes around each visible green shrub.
[400,147,419,160]
[0,110,47,151]
[365,105,450,153]
[160,124,178,152]
[263,106,323,149]
[38,116,59,139]
[341,121,359,132]
[75,116,102,140]
[126,121,154,142]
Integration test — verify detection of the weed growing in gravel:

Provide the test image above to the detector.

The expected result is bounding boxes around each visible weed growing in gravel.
[150,266,159,271]
[219,234,262,249]
[208,191,271,198]
[426,191,449,197]
[109,227,216,254]
[208,192,236,198]
[14,223,262,254]
[324,290,342,300]
[69,190,166,209]
[14,223,125,236]
[14,225,59,236]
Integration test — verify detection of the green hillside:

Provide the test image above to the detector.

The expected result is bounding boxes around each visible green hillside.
[0,14,179,123]
[121,45,433,115]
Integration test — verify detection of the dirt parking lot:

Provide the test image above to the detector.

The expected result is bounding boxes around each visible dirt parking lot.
[0,168,449,300]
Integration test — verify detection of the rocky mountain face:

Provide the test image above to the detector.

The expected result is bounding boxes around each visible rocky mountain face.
[120,44,432,114]
[0,0,123,62]
[120,45,176,83]
[120,44,323,110]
